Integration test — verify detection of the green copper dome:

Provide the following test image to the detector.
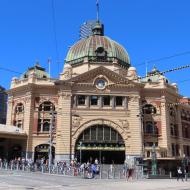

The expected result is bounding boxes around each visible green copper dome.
[21,63,49,79]
[65,23,130,68]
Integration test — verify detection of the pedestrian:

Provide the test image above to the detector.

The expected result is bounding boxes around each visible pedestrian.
[177,167,184,181]
[94,158,98,165]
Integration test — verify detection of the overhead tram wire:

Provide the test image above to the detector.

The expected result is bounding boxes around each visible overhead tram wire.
[51,0,60,75]
[107,63,190,87]
[0,67,22,75]
[134,51,190,67]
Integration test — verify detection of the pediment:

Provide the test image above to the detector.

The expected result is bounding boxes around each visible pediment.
[71,66,129,85]
[56,66,142,89]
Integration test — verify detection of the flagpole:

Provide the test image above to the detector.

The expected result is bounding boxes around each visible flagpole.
[48,58,51,78]
[96,0,99,22]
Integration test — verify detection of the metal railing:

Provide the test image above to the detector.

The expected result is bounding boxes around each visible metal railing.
[0,161,143,180]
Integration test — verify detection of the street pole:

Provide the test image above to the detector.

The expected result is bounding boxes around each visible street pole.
[49,111,56,174]
[151,112,157,176]
[79,141,82,164]
[137,107,144,177]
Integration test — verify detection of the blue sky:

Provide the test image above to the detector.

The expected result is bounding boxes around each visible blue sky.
[0,0,190,96]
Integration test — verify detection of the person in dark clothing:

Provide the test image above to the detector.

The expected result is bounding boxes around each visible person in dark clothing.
[177,167,184,181]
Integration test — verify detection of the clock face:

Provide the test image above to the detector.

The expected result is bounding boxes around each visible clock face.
[96,79,106,89]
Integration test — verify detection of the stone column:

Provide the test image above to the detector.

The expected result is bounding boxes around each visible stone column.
[124,97,128,110]
[85,96,90,108]
[111,96,115,110]
[55,91,72,162]
[99,96,103,108]
[73,95,77,108]
[24,92,34,159]
[127,96,142,157]
[159,96,171,156]
[176,108,183,156]
[6,96,14,125]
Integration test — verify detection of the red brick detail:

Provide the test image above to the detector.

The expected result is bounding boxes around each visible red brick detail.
[33,115,38,133]
[156,121,161,134]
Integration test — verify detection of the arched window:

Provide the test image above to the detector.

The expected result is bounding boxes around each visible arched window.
[37,101,56,133]
[14,103,24,128]
[142,104,156,114]
[39,101,55,112]
[15,103,24,113]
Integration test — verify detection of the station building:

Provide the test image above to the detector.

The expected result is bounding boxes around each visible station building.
[1,21,190,172]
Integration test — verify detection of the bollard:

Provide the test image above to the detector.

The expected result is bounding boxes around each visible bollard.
[185,173,187,181]
[22,164,24,171]
[99,167,102,179]
[169,171,172,179]
[107,170,109,179]
[16,163,19,171]
[113,168,115,179]
[10,163,13,170]
[41,164,44,173]
[5,162,8,170]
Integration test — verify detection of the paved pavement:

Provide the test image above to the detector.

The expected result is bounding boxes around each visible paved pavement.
[0,170,190,190]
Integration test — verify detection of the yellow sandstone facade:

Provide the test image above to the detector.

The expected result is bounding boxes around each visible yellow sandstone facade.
[1,21,190,172]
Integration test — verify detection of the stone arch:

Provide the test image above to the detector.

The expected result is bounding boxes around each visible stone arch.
[38,97,58,106]
[72,119,128,152]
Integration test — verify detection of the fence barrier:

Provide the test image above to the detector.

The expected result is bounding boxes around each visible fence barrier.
[0,161,146,180]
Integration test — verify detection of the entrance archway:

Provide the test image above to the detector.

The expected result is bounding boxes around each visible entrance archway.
[75,124,125,164]
[34,144,55,162]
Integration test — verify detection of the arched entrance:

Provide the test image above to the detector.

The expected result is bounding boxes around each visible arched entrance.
[9,145,22,160]
[34,144,55,162]
[75,125,125,164]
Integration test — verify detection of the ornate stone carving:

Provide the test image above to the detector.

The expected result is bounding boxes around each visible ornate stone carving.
[119,119,129,130]
[72,115,82,128]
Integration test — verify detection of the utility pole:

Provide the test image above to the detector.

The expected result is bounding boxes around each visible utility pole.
[151,109,157,176]
[49,110,56,174]
[137,106,145,177]
[79,141,82,164]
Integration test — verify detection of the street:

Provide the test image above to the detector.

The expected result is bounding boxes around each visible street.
[0,170,190,190]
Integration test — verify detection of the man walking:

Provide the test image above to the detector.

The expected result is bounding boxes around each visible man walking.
[177,167,184,181]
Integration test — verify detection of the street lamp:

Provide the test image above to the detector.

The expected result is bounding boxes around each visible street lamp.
[79,141,82,164]
[151,143,157,175]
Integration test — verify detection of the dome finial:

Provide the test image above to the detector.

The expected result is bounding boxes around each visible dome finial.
[96,0,100,22]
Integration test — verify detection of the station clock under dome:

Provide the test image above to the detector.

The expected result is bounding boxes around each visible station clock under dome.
[65,21,130,69]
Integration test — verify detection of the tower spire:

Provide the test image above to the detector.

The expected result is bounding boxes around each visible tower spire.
[96,0,100,22]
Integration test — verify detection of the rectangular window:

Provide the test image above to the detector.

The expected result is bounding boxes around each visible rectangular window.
[172,143,175,156]
[91,127,97,141]
[115,96,123,106]
[77,95,85,105]
[90,96,98,106]
[111,129,117,141]
[97,127,103,141]
[104,127,110,141]
[103,96,110,106]
[37,119,42,132]
[84,128,90,141]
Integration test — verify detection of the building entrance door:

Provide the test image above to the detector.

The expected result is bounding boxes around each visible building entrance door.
[75,124,125,164]
[34,144,55,162]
